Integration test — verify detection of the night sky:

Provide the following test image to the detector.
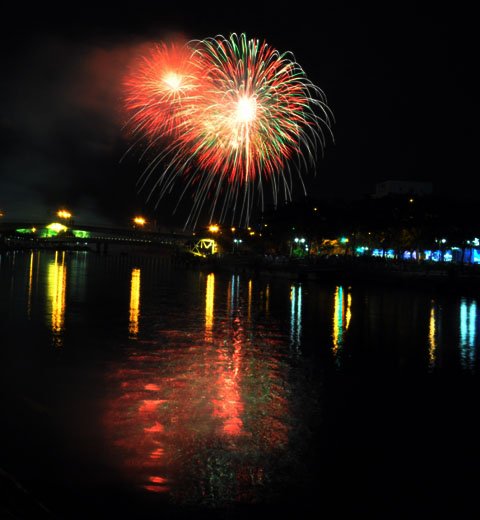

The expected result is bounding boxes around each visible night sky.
[0,4,477,226]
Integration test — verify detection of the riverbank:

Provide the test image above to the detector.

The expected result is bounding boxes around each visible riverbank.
[3,246,480,292]
[187,254,480,292]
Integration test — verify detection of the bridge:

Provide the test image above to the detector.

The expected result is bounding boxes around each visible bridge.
[0,220,215,255]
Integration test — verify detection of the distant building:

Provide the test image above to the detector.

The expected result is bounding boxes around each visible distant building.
[374,180,433,198]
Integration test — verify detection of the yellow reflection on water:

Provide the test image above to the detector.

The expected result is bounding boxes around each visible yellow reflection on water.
[428,302,437,369]
[205,273,215,338]
[129,268,141,339]
[332,286,352,357]
[27,251,34,318]
[47,251,67,347]
[346,293,352,330]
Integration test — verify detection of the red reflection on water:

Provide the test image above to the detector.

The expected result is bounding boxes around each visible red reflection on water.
[212,317,244,436]
[104,275,291,506]
[146,474,170,491]
[145,384,161,391]
[150,448,165,459]
[139,400,166,413]
[149,476,168,484]
[144,485,169,493]
[144,422,164,433]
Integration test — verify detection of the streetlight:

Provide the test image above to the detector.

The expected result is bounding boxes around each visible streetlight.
[133,216,146,227]
[232,238,242,253]
[291,237,308,257]
[57,209,72,220]
[209,224,219,233]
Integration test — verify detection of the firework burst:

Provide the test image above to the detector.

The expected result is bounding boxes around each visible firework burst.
[124,33,333,228]
[124,42,199,139]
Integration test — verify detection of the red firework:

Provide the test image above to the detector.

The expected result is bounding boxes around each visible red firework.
[124,42,199,139]
[124,34,332,227]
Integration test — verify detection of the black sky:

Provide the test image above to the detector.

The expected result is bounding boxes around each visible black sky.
[0,4,478,225]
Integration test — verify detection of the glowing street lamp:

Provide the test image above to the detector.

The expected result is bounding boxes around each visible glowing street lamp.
[232,237,243,253]
[291,237,308,256]
[208,224,219,233]
[133,216,146,227]
[57,209,72,219]
[47,222,68,233]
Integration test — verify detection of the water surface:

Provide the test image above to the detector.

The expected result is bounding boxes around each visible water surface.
[1,250,479,517]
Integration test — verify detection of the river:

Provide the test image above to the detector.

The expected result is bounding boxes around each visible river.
[0,250,479,518]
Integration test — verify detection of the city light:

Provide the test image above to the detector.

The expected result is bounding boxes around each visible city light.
[291,237,308,258]
[208,224,219,233]
[232,238,243,252]
[191,238,218,257]
[72,230,90,238]
[133,216,146,226]
[47,222,68,233]
[57,209,72,219]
